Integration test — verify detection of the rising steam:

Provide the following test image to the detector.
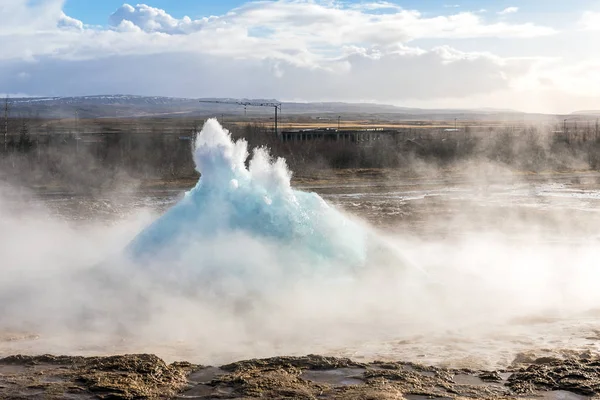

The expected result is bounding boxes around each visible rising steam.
[0,119,600,369]
[127,118,371,273]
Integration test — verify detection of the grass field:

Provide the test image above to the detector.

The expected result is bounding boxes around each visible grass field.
[229,119,520,130]
[18,115,533,137]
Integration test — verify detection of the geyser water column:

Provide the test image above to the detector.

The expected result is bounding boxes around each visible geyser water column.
[125,119,370,289]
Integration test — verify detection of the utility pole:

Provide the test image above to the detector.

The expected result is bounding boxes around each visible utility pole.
[3,96,10,153]
[274,105,278,135]
[338,116,341,131]
[75,109,80,153]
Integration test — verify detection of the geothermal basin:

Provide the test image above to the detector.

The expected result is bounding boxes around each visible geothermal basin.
[1,121,600,399]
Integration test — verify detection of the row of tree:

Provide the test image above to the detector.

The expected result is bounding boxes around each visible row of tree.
[0,114,599,192]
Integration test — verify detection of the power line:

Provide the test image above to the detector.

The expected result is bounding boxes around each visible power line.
[199,99,282,136]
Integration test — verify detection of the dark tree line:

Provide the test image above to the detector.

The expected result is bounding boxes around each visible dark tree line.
[229,122,600,173]
[1,110,600,192]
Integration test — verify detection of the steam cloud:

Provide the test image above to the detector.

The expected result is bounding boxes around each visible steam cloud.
[127,118,371,271]
[0,119,599,369]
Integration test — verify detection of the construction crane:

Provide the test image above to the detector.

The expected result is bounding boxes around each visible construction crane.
[199,99,282,136]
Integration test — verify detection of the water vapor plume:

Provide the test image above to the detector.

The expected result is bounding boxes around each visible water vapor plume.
[127,118,372,273]
[1,119,600,369]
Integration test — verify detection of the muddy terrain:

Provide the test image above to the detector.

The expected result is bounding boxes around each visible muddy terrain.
[1,351,599,399]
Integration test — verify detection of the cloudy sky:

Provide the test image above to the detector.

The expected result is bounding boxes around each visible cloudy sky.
[1,0,600,113]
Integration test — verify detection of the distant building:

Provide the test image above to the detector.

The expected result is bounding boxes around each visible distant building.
[281,128,402,143]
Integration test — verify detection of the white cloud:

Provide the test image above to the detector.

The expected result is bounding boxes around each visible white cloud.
[0,2,557,67]
[5,0,600,113]
[498,7,519,15]
[106,1,554,42]
[524,59,600,98]
[0,0,66,34]
[114,20,144,33]
[350,2,402,11]
[108,4,215,35]
[0,48,520,102]
[58,12,84,31]
[579,11,600,30]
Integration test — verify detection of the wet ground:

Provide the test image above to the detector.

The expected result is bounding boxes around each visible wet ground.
[3,171,600,398]
[12,171,600,238]
[2,352,600,399]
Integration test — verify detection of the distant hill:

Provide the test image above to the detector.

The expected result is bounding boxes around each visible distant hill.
[572,110,600,116]
[4,95,552,121]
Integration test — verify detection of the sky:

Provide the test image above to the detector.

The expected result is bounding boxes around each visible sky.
[2,0,600,113]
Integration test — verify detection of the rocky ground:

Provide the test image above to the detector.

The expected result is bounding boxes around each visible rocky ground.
[0,351,600,399]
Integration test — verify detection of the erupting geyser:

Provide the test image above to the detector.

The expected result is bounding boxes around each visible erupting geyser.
[126,119,375,286]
